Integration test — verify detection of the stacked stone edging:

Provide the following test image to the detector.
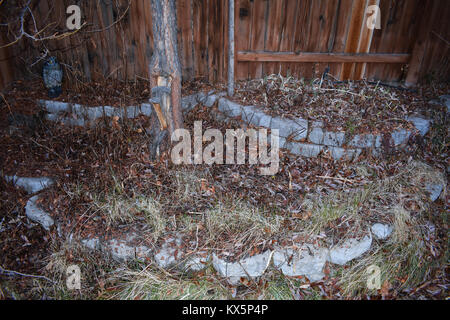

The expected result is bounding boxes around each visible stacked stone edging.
[38,91,431,161]
[186,91,432,161]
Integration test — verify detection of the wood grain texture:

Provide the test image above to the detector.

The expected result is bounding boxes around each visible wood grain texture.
[0,0,448,89]
[237,51,410,63]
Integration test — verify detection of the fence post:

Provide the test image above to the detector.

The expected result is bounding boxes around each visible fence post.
[228,0,235,96]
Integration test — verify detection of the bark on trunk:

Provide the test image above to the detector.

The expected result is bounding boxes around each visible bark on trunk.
[148,0,183,160]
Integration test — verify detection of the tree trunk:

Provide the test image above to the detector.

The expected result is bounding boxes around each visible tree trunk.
[148,0,183,160]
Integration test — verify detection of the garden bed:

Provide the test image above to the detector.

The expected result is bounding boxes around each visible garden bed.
[0,78,448,300]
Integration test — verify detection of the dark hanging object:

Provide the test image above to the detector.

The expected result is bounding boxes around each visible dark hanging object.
[43,56,63,98]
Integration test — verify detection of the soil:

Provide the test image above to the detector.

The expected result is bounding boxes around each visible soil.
[0,78,448,300]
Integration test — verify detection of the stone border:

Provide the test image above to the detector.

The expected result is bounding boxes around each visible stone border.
[38,91,431,161]
[3,167,444,285]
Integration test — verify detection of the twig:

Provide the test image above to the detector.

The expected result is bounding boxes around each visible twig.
[0,92,13,116]
[0,1,87,49]
[29,138,65,161]
[432,30,450,47]
[86,1,130,33]
[0,266,55,284]
[317,175,355,184]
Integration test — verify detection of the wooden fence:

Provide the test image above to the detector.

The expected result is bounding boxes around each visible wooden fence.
[0,0,449,90]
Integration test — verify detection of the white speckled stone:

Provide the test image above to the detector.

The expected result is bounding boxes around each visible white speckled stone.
[328,235,372,265]
[273,245,329,282]
[212,251,272,285]
[25,195,54,230]
[371,223,393,240]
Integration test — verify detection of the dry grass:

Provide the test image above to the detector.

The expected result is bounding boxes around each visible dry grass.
[41,240,116,299]
[202,200,282,255]
[108,266,229,300]
[331,161,445,297]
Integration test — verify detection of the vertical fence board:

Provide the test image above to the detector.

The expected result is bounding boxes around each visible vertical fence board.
[0,0,448,89]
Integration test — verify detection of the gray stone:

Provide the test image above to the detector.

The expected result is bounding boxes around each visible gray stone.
[124,106,141,118]
[140,103,153,116]
[154,235,184,269]
[85,106,104,120]
[431,95,450,112]
[105,233,152,262]
[241,105,257,123]
[184,252,210,272]
[391,129,411,146]
[258,113,272,128]
[426,183,444,202]
[329,147,361,161]
[273,245,329,282]
[371,223,393,240]
[40,100,70,113]
[182,94,199,112]
[270,117,308,140]
[348,134,375,148]
[198,92,219,108]
[407,116,431,136]
[4,176,54,194]
[218,98,242,118]
[323,131,345,147]
[81,237,101,250]
[288,142,324,158]
[25,195,54,231]
[244,108,268,128]
[212,251,272,285]
[269,134,286,149]
[308,127,324,144]
[328,235,372,265]
[444,95,450,112]
[374,135,382,149]
[101,106,116,117]
[70,104,88,118]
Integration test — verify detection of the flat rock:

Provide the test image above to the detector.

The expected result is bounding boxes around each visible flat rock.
[218,98,243,118]
[270,117,308,140]
[154,235,184,269]
[273,245,329,282]
[426,183,444,202]
[25,195,54,231]
[39,100,70,113]
[184,252,210,272]
[308,127,324,144]
[348,134,375,148]
[104,233,152,262]
[371,223,393,240]
[328,235,372,265]
[81,237,101,250]
[212,251,272,285]
[182,94,199,112]
[407,116,431,136]
[329,147,361,161]
[323,131,345,147]
[390,129,411,146]
[430,95,450,112]
[288,142,324,158]
[4,175,54,194]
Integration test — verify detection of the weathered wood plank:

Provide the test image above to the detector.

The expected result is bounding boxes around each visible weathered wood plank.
[405,0,441,86]
[237,51,410,63]
[248,0,267,79]
[235,0,252,80]
[341,0,367,80]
